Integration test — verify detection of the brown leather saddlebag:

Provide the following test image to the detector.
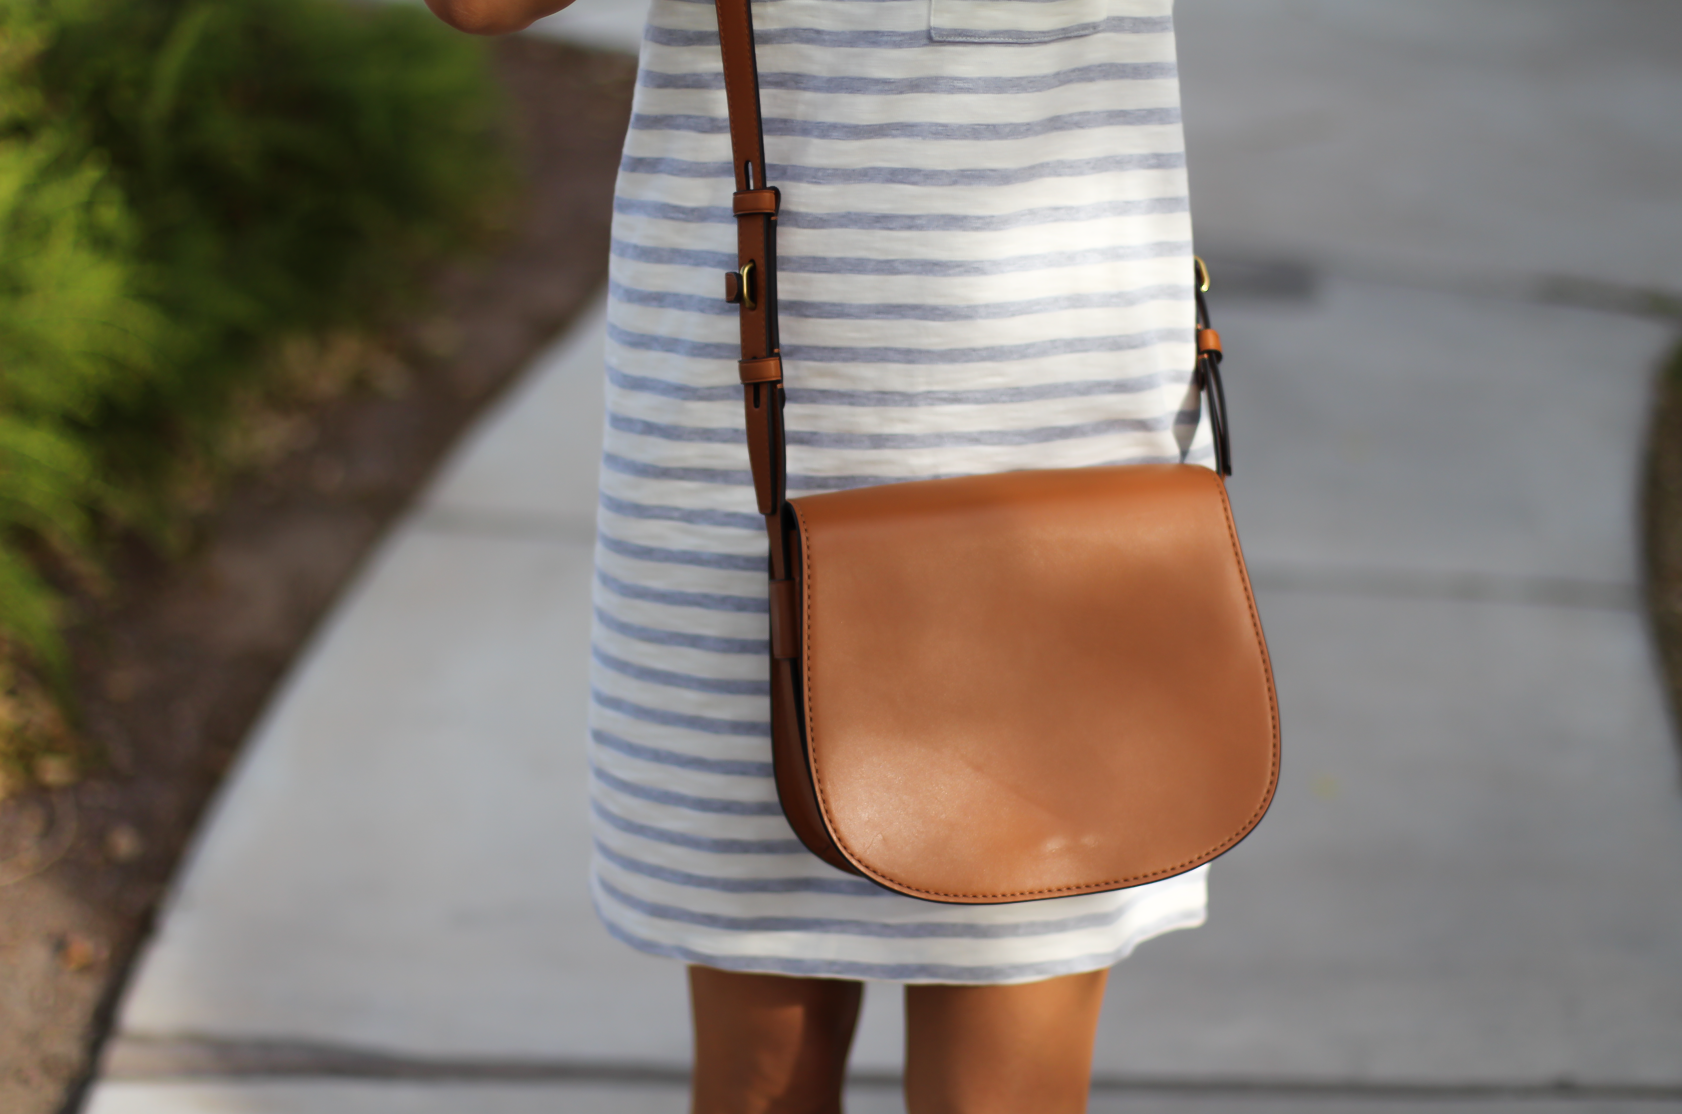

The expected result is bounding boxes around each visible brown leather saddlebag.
[769,464,1279,903]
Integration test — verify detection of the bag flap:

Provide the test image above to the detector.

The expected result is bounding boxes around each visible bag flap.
[792,464,1278,903]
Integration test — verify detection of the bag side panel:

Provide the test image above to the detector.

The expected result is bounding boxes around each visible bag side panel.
[770,654,860,875]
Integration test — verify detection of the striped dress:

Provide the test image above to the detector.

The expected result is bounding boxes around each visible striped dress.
[587,0,1214,984]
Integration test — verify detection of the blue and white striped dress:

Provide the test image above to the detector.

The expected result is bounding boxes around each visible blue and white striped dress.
[588,0,1213,984]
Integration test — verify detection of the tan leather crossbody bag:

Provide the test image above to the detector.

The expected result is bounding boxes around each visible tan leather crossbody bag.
[713,0,1280,904]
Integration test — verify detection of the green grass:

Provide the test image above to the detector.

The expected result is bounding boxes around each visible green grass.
[0,0,509,783]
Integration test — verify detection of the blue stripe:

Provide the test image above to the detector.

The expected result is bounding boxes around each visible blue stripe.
[610,278,1186,323]
[603,357,1163,406]
[610,195,1190,232]
[600,491,763,531]
[610,237,1191,277]
[620,152,1186,189]
[594,605,767,655]
[592,765,783,816]
[596,568,766,613]
[593,646,771,698]
[591,728,771,776]
[597,840,884,896]
[593,687,770,738]
[605,364,738,402]
[637,62,1179,96]
[600,530,764,571]
[931,24,1107,45]
[602,451,992,491]
[608,319,1188,364]
[630,107,1179,142]
[601,450,1199,489]
[609,412,737,444]
[592,799,802,854]
[611,411,1168,450]
[598,876,1150,939]
[602,451,753,488]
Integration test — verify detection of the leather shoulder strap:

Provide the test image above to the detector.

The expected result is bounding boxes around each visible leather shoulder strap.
[715,0,789,521]
[1194,263,1232,475]
[715,0,766,194]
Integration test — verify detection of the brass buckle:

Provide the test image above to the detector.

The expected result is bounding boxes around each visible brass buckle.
[1194,256,1211,293]
[738,260,757,311]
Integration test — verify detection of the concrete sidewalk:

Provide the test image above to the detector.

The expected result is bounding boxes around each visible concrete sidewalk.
[87,2,1682,1111]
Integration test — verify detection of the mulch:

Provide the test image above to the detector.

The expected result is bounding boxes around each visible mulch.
[0,37,635,1114]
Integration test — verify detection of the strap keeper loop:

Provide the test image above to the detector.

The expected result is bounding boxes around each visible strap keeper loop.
[739,355,783,384]
[733,188,780,216]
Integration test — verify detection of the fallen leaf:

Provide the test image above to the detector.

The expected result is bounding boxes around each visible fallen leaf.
[106,824,145,864]
[33,755,79,789]
[58,934,107,972]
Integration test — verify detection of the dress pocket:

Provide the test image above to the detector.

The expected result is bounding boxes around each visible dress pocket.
[929,0,1107,44]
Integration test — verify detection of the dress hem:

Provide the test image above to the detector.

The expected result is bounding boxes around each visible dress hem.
[593,891,1208,986]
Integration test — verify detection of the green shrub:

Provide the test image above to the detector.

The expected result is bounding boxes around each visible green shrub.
[0,14,163,676]
[34,0,509,507]
[0,0,509,774]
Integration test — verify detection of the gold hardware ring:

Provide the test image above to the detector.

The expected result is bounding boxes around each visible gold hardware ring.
[1194,256,1211,293]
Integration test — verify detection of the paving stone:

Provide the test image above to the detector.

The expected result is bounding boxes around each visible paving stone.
[1177,0,1682,292]
[424,295,606,527]
[107,526,668,1059]
[1093,590,1682,1083]
[1212,276,1671,585]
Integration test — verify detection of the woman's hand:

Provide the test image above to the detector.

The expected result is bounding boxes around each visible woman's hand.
[423,0,577,35]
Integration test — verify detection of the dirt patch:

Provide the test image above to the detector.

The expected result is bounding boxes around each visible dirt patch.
[0,37,634,1114]
[1644,340,1682,744]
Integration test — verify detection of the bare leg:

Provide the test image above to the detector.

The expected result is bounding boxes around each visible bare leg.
[903,969,1110,1114]
[688,965,864,1114]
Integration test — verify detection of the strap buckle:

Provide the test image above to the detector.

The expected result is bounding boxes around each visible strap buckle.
[724,260,757,311]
